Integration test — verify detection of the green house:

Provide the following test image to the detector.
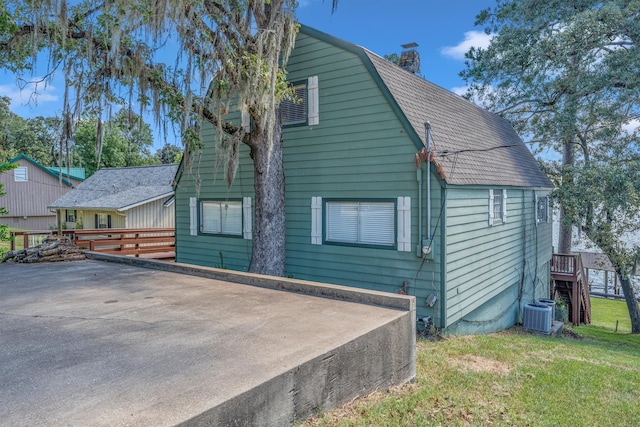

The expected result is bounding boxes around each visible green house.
[173,26,554,335]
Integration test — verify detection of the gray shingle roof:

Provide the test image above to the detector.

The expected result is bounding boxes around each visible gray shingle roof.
[365,50,553,188]
[299,26,551,189]
[363,50,553,188]
[48,164,179,210]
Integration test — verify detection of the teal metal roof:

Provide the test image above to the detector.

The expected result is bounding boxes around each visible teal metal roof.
[6,154,85,186]
[46,166,85,180]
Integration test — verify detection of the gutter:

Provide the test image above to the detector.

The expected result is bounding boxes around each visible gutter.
[117,192,175,212]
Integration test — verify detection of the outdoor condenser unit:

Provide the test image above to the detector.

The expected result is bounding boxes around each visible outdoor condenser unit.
[537,298,556,322]
[522,303,552,334]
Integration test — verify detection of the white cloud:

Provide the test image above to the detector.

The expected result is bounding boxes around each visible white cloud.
[296,0,315,7]
[441,31,492,60]
[450,86,468,96]
[0,79,59,110]
[622,118,639,135]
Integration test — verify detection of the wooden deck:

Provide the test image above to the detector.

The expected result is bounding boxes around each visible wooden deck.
[10,228,175,260]
[550,253,591,326]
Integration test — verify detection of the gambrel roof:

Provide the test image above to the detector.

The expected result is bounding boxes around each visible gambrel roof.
[301,26,553,189]
[49,164,178,211]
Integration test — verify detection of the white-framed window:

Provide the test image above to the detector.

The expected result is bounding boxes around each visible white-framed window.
[325,200,395,247]
[200,200,243,236]
[489,189,507,226]
[190,197,252,239]
[281,76,319,126]
[14,166,27,182]
[66,210,76,223]
[536,195,550,224]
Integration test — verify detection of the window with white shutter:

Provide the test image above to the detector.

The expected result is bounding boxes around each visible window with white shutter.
[281,82,307,126]
[489,189,507,226]
[536,195,549,224]
[281,76,319,127]
[200,200,242,236]
[325,200,395,248]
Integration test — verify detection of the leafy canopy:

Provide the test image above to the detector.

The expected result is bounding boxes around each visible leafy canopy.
[0,0,298,179]
[463,0,640,330]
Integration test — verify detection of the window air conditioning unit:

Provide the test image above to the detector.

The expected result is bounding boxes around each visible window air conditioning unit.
[523,303,552,334]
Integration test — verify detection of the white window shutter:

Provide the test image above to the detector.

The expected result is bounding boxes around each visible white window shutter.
[189,197,197,236]
[502,189,508,222]
[397,197,411,252]
[307,76,319,126]
[535,195,539,224]
[243,197,252,240]
[547,196,551,223]
[241,108,250,132]
[311,196,322,245]
[488,189,494,226]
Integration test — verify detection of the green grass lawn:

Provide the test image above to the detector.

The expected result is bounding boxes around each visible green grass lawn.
[299,298,640,427]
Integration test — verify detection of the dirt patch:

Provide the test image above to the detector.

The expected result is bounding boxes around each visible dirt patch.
[561,328,584,340]
[454,355,511,375]
[300,382,419,426]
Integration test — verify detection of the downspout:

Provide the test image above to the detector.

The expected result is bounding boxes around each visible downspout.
[417,168,423,257]
[425,122,432,240]
[440,184,448,330]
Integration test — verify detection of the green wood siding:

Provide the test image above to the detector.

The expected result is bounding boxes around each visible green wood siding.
[175,32,443,320]
[443,187,552,334]
[282,32,441,318]
[174,30,553,335]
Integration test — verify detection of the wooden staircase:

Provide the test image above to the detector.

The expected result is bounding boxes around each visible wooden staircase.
[551,253,591,326]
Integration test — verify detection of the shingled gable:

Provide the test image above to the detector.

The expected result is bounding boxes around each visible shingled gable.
[299,25,552,189]
[48,164,178,211]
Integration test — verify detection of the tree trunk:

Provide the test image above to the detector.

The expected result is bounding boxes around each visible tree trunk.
[558,139,574,254]
[616,269,640,333]
[247,118,286,277]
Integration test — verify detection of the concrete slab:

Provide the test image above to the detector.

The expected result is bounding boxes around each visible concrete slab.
[0,258,415,426]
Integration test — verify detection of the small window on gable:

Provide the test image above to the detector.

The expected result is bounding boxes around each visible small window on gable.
[493,190,503,221]
[280,76,319,127]
[281,82,308,126]
[200,200,242,236]
[489,189,507,226]
[536,196,549,224]
[14,166,27,182]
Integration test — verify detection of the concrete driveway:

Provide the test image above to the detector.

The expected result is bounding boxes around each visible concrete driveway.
[0,256,414,426]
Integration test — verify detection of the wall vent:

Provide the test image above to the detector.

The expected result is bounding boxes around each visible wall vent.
[523,303,552,334]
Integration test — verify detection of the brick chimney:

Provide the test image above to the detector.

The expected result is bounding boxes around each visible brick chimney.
[399,42,420,75]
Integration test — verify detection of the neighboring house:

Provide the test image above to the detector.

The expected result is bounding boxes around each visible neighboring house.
[49,164,178,230]
[0,154,84,230]
[172,26,554,335]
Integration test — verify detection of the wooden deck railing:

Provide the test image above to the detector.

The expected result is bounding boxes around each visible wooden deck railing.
[551,253,591,325]
[550,253,579,279]
[10,228,175,259]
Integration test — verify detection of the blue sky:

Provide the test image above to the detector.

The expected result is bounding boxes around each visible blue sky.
[296,0,494,93]
[0,0,495,150]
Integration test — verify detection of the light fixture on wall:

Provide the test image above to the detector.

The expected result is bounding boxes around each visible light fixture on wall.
[425,293,437,308]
